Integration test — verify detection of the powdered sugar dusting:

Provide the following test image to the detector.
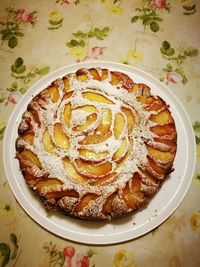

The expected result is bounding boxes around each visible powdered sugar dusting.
[16,67,177,220]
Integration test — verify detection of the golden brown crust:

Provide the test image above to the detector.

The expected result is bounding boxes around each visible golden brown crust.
[15,67,177,220]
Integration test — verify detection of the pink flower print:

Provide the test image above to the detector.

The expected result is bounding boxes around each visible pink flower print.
[16,9,36,24]
[76,254,90,267]
[63,246,75,258]
[7,93,21,104]
[63,246,75,267]
[90,46,106,59]
[166,72,181,84]
[62,0,72,3]
[151,0,167,9]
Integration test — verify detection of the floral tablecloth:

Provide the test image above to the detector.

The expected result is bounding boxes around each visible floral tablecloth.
[0,0,200,266]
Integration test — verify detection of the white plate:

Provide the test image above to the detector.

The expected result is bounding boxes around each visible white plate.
[3,61,196,245]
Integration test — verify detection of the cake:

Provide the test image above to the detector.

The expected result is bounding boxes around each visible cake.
[15,67,177,220]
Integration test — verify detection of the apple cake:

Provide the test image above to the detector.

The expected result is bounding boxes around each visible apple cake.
[15,67,177,220]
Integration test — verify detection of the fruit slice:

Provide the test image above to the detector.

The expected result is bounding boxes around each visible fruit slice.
[137,96,154,105]
[21,132,34,144]
[29,108,41,126]
[72,113,97,132]
[122,174,143,209]
[82,92,113,104]
[130,84,140,94]
[76,69,88,82]
[63,91,73,100]
[18,150,41,168]
[63,103,71,128]
[63,157,89,183]
[53,123,70,149]
[147,156,165,175]
[45,190,78,200]
[75,193,98,213]
[42,129,56,155]
[115,138,133,169]
[75,159,112,178]
[113,112,125,139]
[154,137,176,148]
[121,107,135,135]
[147,98,166,111]
[102,192,117,214]
[89,68,100,80]
[63,77,71,91]
[48,86,59,103]
[110,72,120,85]
[147,146,174,161]
[112,138,128,162]
[35,178,62,194]
[150,110,171,124]
[150,123,175,136]
[110,71,134,91]
[74,105,96,113]
[79,148,109,162]
[90,172,117,186]
[80,108,112,145]
[100,69,108,81]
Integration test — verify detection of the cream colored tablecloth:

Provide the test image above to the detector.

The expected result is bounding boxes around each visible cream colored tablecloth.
[0,0,200,266]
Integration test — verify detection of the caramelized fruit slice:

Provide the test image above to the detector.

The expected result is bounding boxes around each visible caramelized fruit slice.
[90,172,117,186]
[89,68,100,80]
[75,193,98,213]
[82,92,113,104]
[21,132,34,144]
[100,69,108,81]
[63,103,71,128]
[18,150,41,168]
[150,123,175,136]
[130,84,140,94]
[72,113,97,132]
[122,173,143,209]
[35,178,62,193]
[110,72,120,85]
[79,148,109,162]
[63,91,73,100]
[75,159,112,178]
[154,137,176,147]
[102,192,117,214]
[147,156,165,175]
[42,129,56,155]
[147,146,174,161]
[121,107,135,135]
[114,112,125,139]
[63,157,89,183]
[112,138,128,162]
[147,98,166,111]
[150,110,171,124]
[48,86,59,103]
[29,108,41,126]
[80,108,112,145]
[53,123,70,149]
[45,189,79,200]
[137,96,154,105]
[110,71,134,91]
[76,69,88,82]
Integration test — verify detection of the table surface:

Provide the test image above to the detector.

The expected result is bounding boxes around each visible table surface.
[0,0,200,266]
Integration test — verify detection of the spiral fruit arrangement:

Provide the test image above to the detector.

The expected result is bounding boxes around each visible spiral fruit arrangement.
[16,67,177,220]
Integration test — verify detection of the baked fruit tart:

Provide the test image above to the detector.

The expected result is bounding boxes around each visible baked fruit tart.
[15,67,177,220]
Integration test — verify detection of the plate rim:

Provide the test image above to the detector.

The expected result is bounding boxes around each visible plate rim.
[3,61,196,245]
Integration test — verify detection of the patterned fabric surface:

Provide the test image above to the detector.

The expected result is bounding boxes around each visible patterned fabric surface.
[0,0,200,266]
